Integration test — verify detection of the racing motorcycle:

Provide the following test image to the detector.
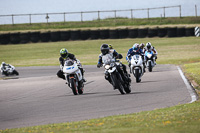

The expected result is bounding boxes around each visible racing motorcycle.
[1,64,19,76]
[62,59,84,95]
[130,54,144,83]
[102,54,131,94]
[145,50,156,72]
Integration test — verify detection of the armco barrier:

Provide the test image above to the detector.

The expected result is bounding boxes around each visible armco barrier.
[10,32,21,44]
[51,31,60,42]
[20,32,30,44]
[109,29,119,39]
[177,27,185,37]
[158,28,167,37]
[40,31,51,42]
[185,27,194,36]
[30,31,40,43]
[0,33,10,44]
[128,28,138,38]
[60,30,70,41]
[148,28,158,37]
[167,27,177,37]
[81,30,90,40]
[70,30,81,40]
[118,29,129,39]
[138,28,148,38]
[90,29,100,39]
[100,29,109,39]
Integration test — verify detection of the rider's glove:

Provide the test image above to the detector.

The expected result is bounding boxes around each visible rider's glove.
[97,63,101,68]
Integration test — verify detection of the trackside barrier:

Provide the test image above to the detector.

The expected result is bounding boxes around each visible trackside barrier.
[0,27,196,44]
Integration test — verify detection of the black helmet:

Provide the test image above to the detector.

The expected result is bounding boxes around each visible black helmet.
[101,44,109,55]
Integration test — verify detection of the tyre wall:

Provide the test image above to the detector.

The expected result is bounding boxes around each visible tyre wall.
[0,27,196,44]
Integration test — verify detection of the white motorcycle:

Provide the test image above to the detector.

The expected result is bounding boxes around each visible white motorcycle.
[145,50,156,72]
[1,64,19,76]
[130,54,144,83]
[102,54,131,94]
[62,59,84,95]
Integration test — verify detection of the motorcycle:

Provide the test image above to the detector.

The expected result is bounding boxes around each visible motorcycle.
[62,59,84,95]
[102,54,131,94]
[1,65,19,76]
[130,54,144,83]
[145,50,156,72]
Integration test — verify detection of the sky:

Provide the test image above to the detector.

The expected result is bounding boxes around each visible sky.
[0,0,199,15]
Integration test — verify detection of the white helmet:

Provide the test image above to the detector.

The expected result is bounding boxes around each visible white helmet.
[146,42,151,49]
[133,43,139,48]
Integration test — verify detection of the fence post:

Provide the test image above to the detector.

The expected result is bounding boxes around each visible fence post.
[12,14,14,25]
[179,5,182,18]
[147,8,149,19]
[64,12,66,22]
[131,9,133,19]
[114,10,117,19]
[163,7,165,18]
[98,11,100,20]
[81,12,83,22]
[29,14,32,25]
[46,13,49,23]
[195,5,197,17]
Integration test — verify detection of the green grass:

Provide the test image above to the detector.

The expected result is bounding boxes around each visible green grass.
[0,37,200,66]
[0,17,200,32]
[0,37,200,132]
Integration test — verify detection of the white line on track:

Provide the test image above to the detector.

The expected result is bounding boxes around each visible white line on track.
[177,66,198,103]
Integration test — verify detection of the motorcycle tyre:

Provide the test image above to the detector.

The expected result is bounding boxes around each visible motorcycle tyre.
[135,69,141,83]
[111,73,125,94]
[124,83,131,94]
[78,81,84,94]
[69,78,78,95]
[148,61,152,72]
[13,70,19,75]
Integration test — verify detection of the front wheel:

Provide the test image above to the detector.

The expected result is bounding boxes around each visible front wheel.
[148,61,152,72]
[69,78,78,95]
[135,69,141,83]
[111,73,125,94]
[78,81,84,94]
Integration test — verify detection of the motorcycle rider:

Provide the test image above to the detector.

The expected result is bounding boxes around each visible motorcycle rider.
[126,43,144,67]
[97,44,131,86]
[57,48,86,82]
[0,62,19,76]
[144,42,158,64]
[139,43,146,72]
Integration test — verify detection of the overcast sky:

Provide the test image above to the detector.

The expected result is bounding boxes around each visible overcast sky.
[0,0,199,15]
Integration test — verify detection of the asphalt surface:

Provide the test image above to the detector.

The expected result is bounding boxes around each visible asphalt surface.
[0,64,194,129]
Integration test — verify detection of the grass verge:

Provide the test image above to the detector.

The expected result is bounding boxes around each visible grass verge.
[0,17,200,32]
[0,37,200,132]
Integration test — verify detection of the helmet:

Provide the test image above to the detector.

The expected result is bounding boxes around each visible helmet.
[133,43,139,49]
[2,62,6,66]
[60,48,68,58]
[108,44,113,49]
[101,44,109,55]
[140,43,145,49]
[146,42,151,49]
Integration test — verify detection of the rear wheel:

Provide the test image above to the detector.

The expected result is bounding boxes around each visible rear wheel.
[69,78,78,95]
[13,70,19,75]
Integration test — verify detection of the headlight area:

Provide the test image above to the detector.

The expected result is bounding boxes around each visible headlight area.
[105,65,110,69]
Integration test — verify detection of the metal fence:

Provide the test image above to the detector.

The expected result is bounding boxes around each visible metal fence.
[0,5,198,25]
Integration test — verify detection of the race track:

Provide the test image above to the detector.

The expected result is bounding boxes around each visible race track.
[0,64,196,129]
